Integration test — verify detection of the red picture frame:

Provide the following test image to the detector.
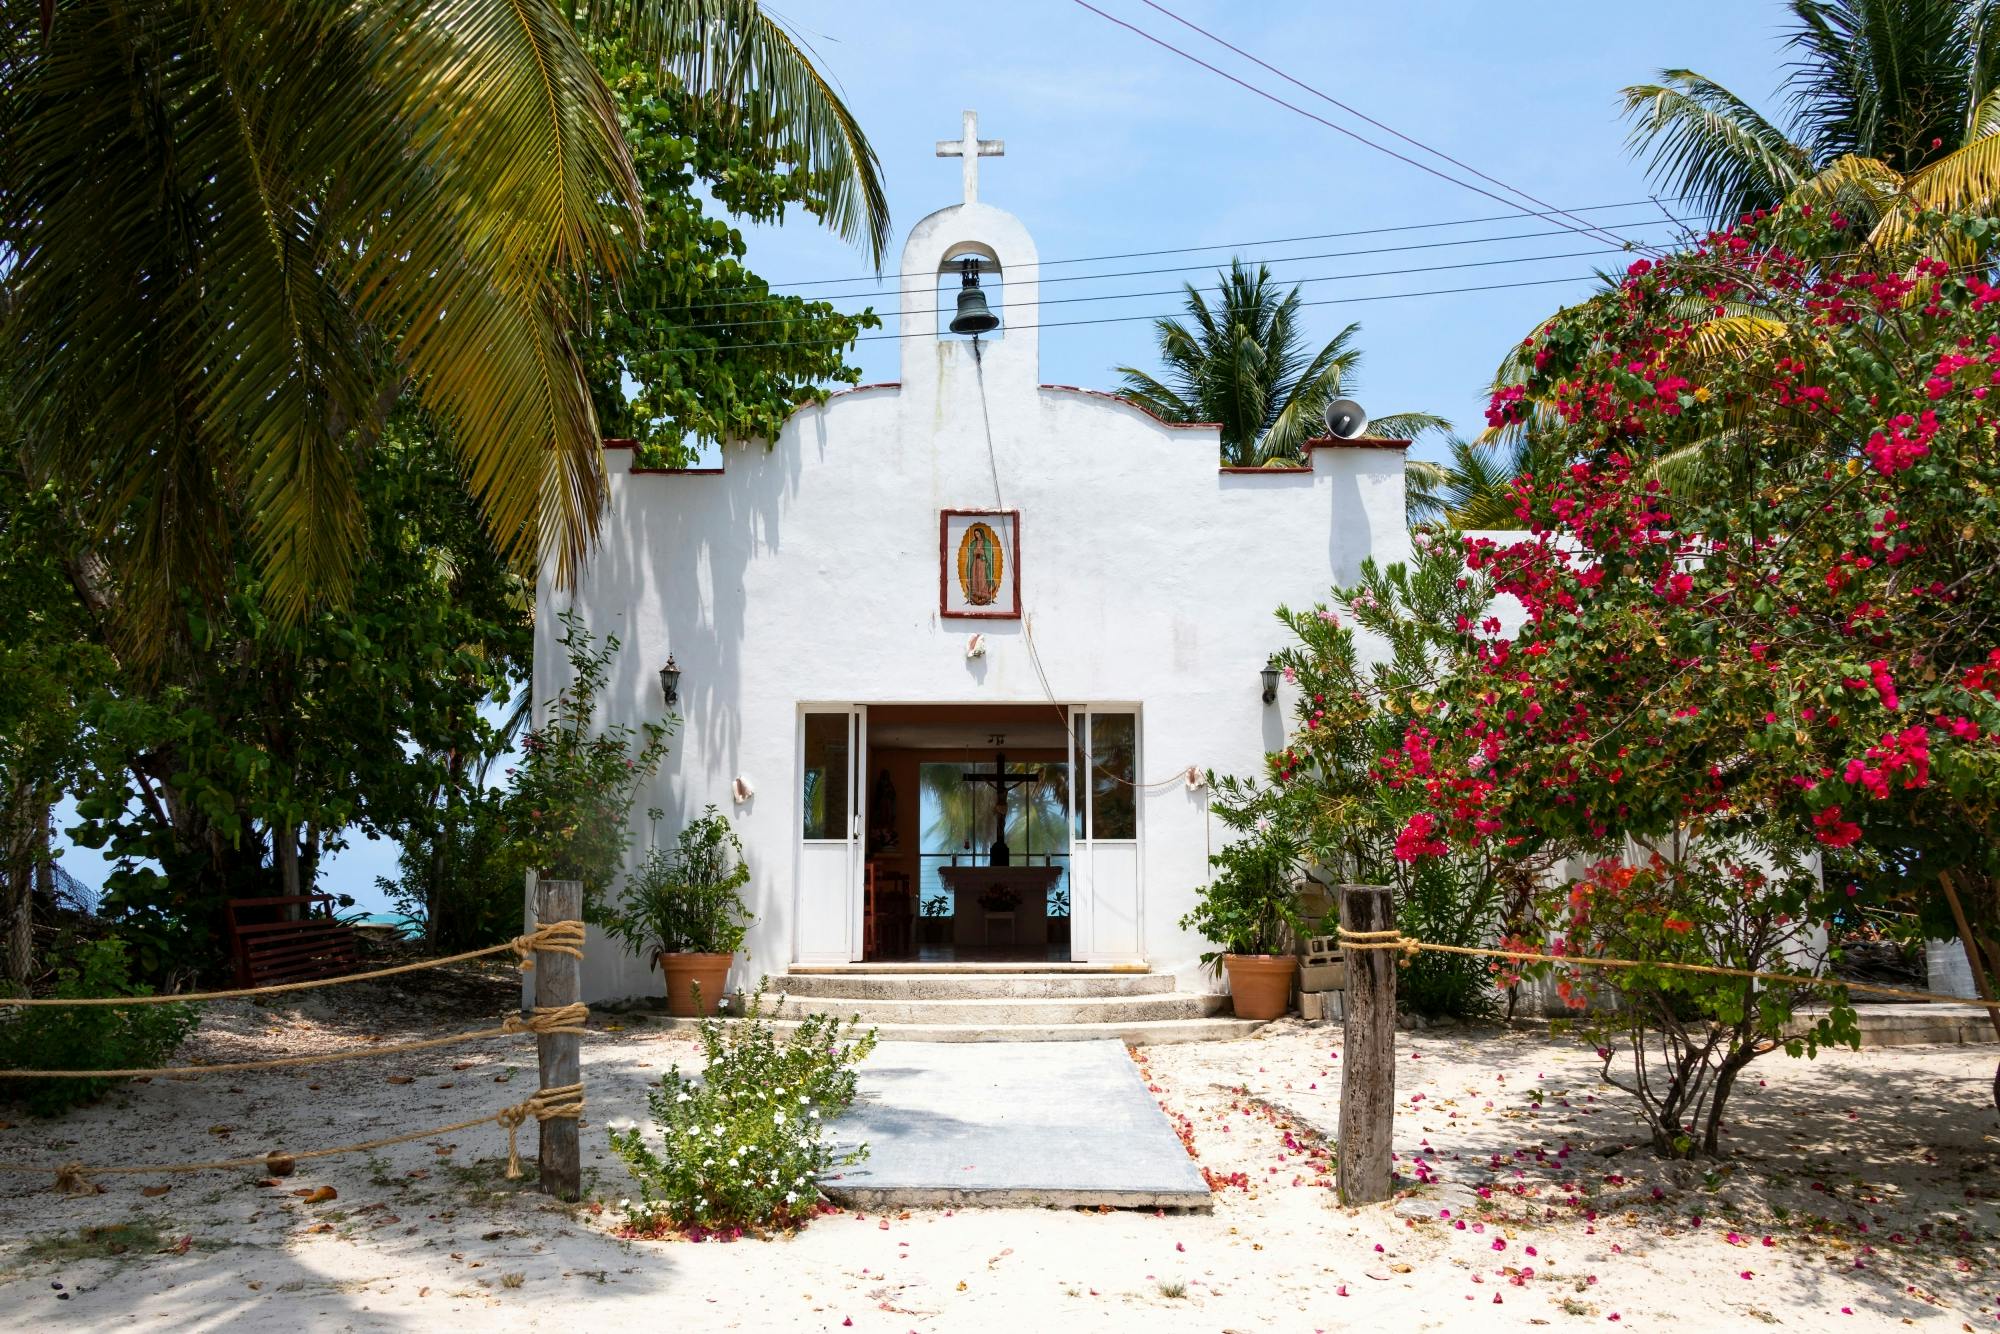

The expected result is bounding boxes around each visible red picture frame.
[939,508,1021,620]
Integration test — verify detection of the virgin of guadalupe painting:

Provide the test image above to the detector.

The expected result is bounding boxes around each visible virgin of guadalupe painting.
[940,509,1020,619]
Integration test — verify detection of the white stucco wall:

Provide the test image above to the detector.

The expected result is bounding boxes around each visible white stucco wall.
[537,198,1415,1004]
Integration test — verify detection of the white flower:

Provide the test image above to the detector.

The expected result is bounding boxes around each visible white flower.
[676,1091,692,1103]
[809,1109,820,1121]
[785,1191,797,1204]
[798,1095,811,1105]
[712,1124,725,1136]
[773,1110,786,1125]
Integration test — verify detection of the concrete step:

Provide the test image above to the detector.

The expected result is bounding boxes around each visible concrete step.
[771,971,1176,1000]
[1793,1003,1998,1047]
[769,992,1225,1025]
[638,1014,1265,1045]
[784,962,1149,975]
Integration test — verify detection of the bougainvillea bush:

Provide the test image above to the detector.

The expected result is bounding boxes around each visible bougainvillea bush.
[1337,203,2000,1146]
[1513,848,1853,1156]
[608,985,876,1237]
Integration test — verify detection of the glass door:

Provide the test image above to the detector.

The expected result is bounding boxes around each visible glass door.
[1072,708,1143,963]
[797,707,865,962]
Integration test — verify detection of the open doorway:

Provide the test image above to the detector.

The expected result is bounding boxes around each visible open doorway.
[862,704,1071,963]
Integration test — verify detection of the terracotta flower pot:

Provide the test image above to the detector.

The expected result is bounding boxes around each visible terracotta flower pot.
[658,951,733,1017]
[1223,953,1298,1021]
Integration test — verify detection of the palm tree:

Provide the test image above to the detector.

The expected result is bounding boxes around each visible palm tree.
[1404,435,1535,527]
[0,1,887,647]
[919,761,1070,861]
[1116,260,1447,467]
[1622,0,2000,226]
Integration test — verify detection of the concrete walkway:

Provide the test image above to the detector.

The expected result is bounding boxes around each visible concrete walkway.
[824,1040,1210,1209]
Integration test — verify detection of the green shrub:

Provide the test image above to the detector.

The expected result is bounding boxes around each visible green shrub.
[608,985,876,1236]
[1396,855,1502,1020]
[0,939,199,1115]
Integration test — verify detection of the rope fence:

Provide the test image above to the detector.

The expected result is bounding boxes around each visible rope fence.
[0,921,586,1008]
[0,1002,592,1080]
[14,1084,585,1196]
[1335,927,2000,1010]
[0,919,592,1195]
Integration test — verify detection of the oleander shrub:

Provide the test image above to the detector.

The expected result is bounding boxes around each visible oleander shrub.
[608,984,876,1237]
[0,939,199,1116]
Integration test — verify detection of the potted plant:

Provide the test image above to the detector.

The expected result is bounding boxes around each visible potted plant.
[1180,808,1305,1021]
[604,807,754,1017]
[1047,885,1072,949]
[917,892,953,946]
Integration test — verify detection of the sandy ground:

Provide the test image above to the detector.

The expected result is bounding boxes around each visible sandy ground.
[1,973,1997,1332]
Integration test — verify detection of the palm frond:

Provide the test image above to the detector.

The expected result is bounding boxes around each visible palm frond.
[596,0,891,265]
[1621,70,1814,225]
[1683,313,1794,364]
[1902,129,2000,216]
[1784,151,1908,232]
[1365,411,1452,443]
[1,0,646,642]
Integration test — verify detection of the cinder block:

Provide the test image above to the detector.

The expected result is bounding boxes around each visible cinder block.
[1300,934,1341,964]
[1299,960,1345,992]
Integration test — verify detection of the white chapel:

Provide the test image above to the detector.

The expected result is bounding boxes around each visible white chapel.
[538,114,1417,1010]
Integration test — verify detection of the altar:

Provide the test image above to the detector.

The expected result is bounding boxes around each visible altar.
[935,864,1063,948]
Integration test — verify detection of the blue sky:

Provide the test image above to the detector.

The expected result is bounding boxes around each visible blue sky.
[735,0,1783,437]
[59,0,1792,916]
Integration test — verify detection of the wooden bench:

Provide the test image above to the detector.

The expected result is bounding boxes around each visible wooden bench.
[225,894,363,988]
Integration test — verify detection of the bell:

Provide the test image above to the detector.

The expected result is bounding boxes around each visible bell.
[948,257,1000,336]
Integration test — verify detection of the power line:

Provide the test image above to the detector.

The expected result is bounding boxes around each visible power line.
[1134,0,1648,253]
[643,270,1617,355]
[621,212,1695,318]
[640,243,1639,336]
[1068,0,1658,257]
[656,196,1693,307]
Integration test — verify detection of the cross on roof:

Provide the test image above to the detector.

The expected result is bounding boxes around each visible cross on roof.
[936,109,1004,205]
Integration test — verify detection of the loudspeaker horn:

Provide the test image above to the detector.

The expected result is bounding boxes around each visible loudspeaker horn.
[1322,397,1368,439]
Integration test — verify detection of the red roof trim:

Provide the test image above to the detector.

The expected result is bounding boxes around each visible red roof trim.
[1304,435,1413,451]
[1039,384,1219,430]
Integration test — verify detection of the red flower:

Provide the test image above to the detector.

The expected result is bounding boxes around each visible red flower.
[1812,805,1863,848]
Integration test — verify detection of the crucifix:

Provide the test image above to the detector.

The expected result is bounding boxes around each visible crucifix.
[959,751,1038,866]
[936,109,1004,205]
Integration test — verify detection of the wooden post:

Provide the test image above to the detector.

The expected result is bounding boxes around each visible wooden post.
[1337,884,1396,1205]
[1939,870,2000,1042]
[534,878,583,1201]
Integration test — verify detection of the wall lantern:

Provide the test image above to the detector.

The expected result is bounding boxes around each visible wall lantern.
[659,655,681,709]
[1261,656,1281,705]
